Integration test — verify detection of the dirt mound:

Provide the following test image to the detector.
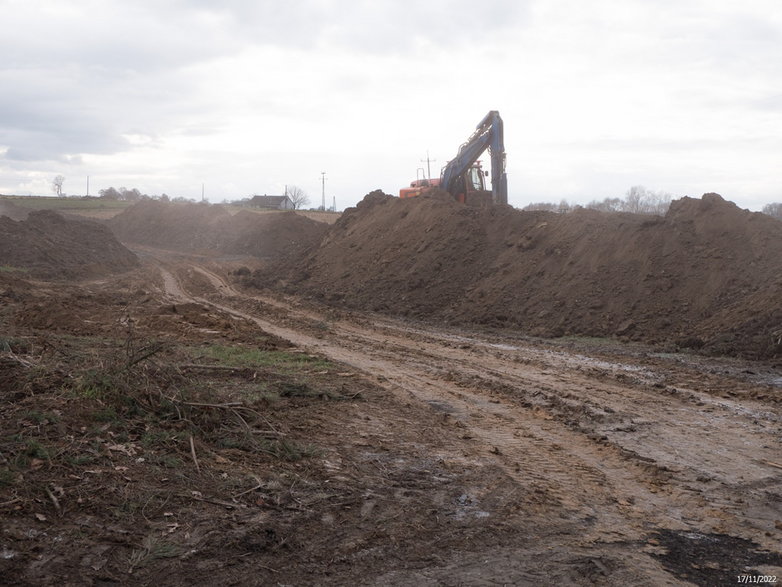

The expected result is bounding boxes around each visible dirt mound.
[0,210,139,279]
[108,200,327,259]
[223,210,327,259]
[259,190,782,358]
[107,200,231,251]
[0,199,30,221]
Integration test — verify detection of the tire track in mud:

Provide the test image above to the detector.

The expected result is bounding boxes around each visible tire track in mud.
[156,258,782,553]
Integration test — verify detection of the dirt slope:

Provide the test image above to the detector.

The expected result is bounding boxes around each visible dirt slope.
[258,190,782,358]
[0,210,138,279]
[108,200,327,259]
[0,200,30,221]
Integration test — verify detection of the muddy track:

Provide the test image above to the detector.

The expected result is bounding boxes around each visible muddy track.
[148,251,782,583]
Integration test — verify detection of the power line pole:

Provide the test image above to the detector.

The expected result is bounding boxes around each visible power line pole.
[320,172,327,211]
[421,150,436,180]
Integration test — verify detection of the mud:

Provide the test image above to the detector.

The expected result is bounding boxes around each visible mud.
[257,190,782,359]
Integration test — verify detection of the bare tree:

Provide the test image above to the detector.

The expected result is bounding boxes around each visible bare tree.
[99,187,120,200]
[525,186,673,216]
[624,185,671,215]
[762,202,782,220]
[586,197,624,212]
[286,185,310,210]
[624,185,645,214]
[522,202,559,212]
[52,175,65,197]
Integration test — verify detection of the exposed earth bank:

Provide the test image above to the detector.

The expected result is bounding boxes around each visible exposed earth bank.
[107,200,328,259]
[256,190,782,359]
[1,195,781,585]
[0,210,138,279]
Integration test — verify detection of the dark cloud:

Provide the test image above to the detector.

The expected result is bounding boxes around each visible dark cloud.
[0,64,148,163]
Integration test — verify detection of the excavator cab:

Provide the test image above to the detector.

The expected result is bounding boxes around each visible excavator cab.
[453,162,492,206]
[467,164,487,192]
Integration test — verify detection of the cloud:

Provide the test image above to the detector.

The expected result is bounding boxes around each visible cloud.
[0,0,780,207]
[0,0,525,166]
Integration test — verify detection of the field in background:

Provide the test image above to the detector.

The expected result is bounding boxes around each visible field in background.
[0,195,132,219]
[1,195,341,223]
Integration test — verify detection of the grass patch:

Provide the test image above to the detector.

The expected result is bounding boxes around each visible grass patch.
[129,535,183,572]
[141,429,186,449]
[0,468,15,486]
[0,334,330,495]
[10,439,51,469]
[0,265,29,274]
[23,439,50,460]
[1,195,131,211]
[217,434,318,461]
[68,454,96,466]
[20,410,59,424]
[89,406,120,423]
[198,345,334,372]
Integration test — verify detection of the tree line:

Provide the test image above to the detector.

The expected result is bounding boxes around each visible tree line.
[97,187,185,202]
[762,202,782,220]
[523,186,782,221]
[522,186,672,215]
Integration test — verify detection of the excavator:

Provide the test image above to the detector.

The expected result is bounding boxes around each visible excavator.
[399,110,507,205]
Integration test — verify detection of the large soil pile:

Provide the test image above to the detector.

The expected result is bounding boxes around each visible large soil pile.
[0,199,30,221]
[0,210,139,279]
[260,190,782,358]
[108,200,327,259]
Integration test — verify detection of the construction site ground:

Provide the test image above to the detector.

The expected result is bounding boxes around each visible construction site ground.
[2,242,781,586]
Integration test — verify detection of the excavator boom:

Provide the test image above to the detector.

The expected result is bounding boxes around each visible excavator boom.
[440,110,507,205]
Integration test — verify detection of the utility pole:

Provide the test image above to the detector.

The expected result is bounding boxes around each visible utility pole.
[86,176,89,197]
[421,150,436,181]
[320,172,327,211]
[201,183,205,202]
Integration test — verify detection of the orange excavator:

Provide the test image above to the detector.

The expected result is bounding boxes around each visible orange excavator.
[400,110,507,205]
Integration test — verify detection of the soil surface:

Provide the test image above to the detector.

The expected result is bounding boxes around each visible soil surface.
[258,190,782,359]
[0,210,138,279]
[2,245,780,586]
[1,194,781,585]
[0,200,31,221]
[108,200,327,259]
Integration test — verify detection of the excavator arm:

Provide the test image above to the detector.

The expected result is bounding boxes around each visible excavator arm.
[440,110,508,205]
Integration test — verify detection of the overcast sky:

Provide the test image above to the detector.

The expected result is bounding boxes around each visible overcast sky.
[1,0,781,210]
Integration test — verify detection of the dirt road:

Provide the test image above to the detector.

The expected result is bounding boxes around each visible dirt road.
[139,249,782,585]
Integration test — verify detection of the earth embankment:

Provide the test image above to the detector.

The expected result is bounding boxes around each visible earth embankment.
[0,210,138,279]
[257,190,782,358]
[107,200,328,259]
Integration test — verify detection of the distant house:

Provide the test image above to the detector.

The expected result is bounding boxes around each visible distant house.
[249,195,294,210]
